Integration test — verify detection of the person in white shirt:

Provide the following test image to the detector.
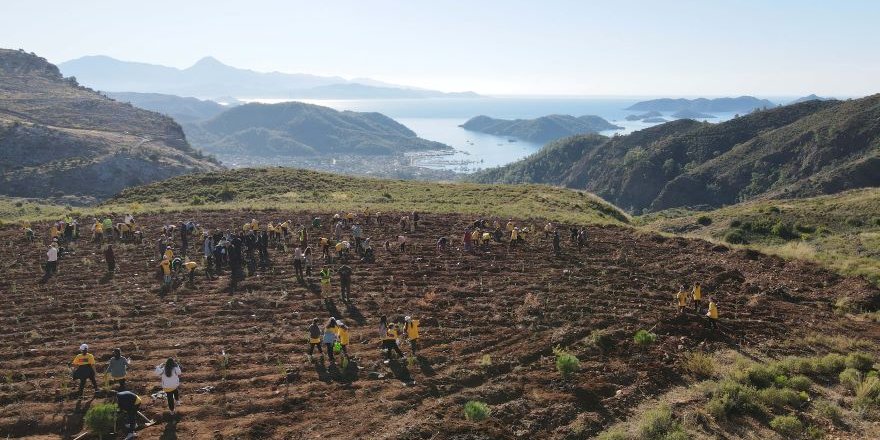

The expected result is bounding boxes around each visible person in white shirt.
[154,358,182,414]
[46,241,59,275]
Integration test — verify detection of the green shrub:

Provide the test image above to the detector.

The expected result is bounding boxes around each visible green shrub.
[706,379,760,419]
[773,374,789,388]
[216,184,236,201]
[84,403,118,439]
[553,346,580,379]
[633,329,657,346]
[589,329,615,353]
[839,368,863,393]
[723,229,746,244]
[845,217,864,227]
[190,195,205,206]
[758,387,806,410]
[744,364,781,389]
[854,376,880,410]
[696,215,712,226]
[834,296,857,315]
[778,356,815,376]
[786,375,812,392]
[814,353,847,375]
[845,352,874,371]
[637,404,687,440]
[795,223,816,234]
[769,415,803,437]
[771,221,797,240]
[767,206,781,214]
[464,400,491,421]
[594,426,628,440]
[813,398,843,424]
[729,219,742,228]
[683,352,715,378]
[873,217,880,227]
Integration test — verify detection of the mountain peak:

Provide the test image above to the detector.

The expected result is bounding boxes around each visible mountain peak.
[190,56,227,69]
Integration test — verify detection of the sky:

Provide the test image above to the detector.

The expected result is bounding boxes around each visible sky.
[1,0,878,96]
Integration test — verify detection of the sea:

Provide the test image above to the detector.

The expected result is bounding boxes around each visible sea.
[240,96,746,173]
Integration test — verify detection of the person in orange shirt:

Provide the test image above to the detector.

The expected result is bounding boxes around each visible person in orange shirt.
[71,343,98,398]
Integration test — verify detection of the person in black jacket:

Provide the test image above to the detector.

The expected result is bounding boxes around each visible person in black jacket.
[115,390,141,438]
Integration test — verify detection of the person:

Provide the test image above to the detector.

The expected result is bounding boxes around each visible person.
[103,217,114,241]
[320,265,332,298]
[107,348,130,390]
[506,219,515,234]
[308,318,323,359]
[154,358,182,415]
[304,246,314,278]
[320,237,330,262]
[707,298,719,329]
[361,239,375,263]
[397,235,407,253]
[338,264,353,303]
[352,222,364,255]
[335,240,351,261]
[577,229,588,248]
[463,228,473,252]
[203,233,215,280]
[184,260,198,285]
[104,244,116,273]
[552,230,561,256]
[411,211,419,232]
[544,222,554,239]
[404,316,420,356]
[93,220,104,243]
[333,221,343,241]
[336,320,350,359]
[312,216,321,230]
[380,319,405,362]
[293,246,305,281]
[71,343,98,398]
[164,246,174,261]
[46,241,59,276]
[115,390,141,439]
[510,227,519,244]
[676,285,687,314]
[437,236,448,253]
[692,282,703,312]
[323,318,338,364]
[159,255,172,293]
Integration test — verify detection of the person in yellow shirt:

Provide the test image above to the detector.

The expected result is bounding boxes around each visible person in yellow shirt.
[320,266,332,297]
[164,246,174,261]
[159,256,172,293]
[692,282,703,312]
[404,316,420,356]
[675,286,688,314]
[506,219,515,233]
[93,221,104,243]
[184,260,198,285]
[71,343,98,398]
[50,224,60,240]
[336,321,351,358]
[250,218,258,231]
[320,237,330,262]
[380,316,405,362]
[707,298,719,329]
[511,227,519,243]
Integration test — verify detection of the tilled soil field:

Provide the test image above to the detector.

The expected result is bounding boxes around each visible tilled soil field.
[1,211,878,439]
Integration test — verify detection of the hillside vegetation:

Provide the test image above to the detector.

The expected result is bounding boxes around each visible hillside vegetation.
[460,114,621,143]
[184,101,451,157]
[0,48,221,202]
[472,96,880,213]
[106,91,228,123]
[640,188,880,286]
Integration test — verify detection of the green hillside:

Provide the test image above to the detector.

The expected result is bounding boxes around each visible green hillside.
[460,114,621,143]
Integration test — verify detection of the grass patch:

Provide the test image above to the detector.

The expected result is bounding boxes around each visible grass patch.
[633,329,657,347]
[682,352,715,378]
[553,346,580,380]
[769,415,803,437]
[464,400,491,421]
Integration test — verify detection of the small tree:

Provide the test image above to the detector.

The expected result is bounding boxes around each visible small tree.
[553,346,580,379]
[464,400,490,421]
[634,330,657,347]
[84,403,118,439]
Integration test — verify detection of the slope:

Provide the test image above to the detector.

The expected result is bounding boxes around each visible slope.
[106,92,228,123]
[0,49,222,202]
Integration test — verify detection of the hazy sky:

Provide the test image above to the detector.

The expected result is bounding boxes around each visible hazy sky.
[2,0,878,96]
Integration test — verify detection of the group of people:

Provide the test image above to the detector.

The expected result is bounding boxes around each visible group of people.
[69,344,182,438]
[675,282,720,328]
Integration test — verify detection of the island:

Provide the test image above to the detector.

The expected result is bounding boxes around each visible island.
[459,114,622,144]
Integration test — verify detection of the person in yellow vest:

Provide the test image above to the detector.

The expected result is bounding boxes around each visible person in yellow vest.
[71,343,98,398]
[692,282,703,312]
[336,320,350,358]
[675,285,688,314]
[707,297,719,329]
[363,206,371,217]
[471,229,481,247]
[159,255,172,292]
[250,218,258,231]
[404,316,420,356]
[50,224,61,241]
[506,219,515,233]
[510,227,519,243]
[380,317,405,362]
[164,246,174,261]
[492,219,501,230]
[184,260,198,285]
[93,220,104,243]
[320,265,332,297]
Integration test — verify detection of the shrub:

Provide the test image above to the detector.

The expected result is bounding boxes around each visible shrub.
[696,215,712,226]
[845,352,874,371]
[794,223,816,234]
[637,404,687,440]
[778,357,814,376]
[589,329,615,353]
[767,206,781,214]
[633,329,657,346]
[723,229,746,244]
[464,400,490,421]
[594,427,628,440]
[845,217,864,227]
[553,346,580,379]
[84,403,118,439]
[834,297,857,315]
[769,415,803,437]
[813,398,843,424]
[854,376,880,410]
[216,184,236,201]
[683,352,715,378]
[787,375,812,392]
[758,387,805,410]
[874,217,880,227]
[190,195,205,206]
[771,221,796,240]
[706,379,760,419]
[744,364,781,389]
[814,353,847,375]
[729,219,742,228]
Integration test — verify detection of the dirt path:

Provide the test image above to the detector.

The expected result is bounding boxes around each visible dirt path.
[1,211,877,439]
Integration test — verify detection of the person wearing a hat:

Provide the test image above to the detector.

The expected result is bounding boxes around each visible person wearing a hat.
[115,389,141,439]
[336,320,350,359]
[46,241,59,276]
[71,344,98,398]
[404,316,420,356]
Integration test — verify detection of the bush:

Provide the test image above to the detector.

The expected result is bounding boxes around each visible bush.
[706,379,760,419]
[767,206,781,214]
[589,329,615,353]
[834,297,857,315]
[633,329,657,346]
[839,367,862,392]
[683,352,715,378]
[769,415,803,437]
[778,357,815,376]
[594,427,628,440]
[743,364,781,389]
[845,217,864,227]
[696,215,712,226]
[813,398,843,424]
[723,229,746,244]
[854,376,880,410]
[637,404,687,440]
[553,346,580,379]
[771,221,797,240]
[190,195,205,206]
[787,375,812,392]
[874,217,880,227]
[845,352,874,371]
[84,403,118,439]
[464,400,490,421]
[216,184,236,201]
[758,387,805,410]
[814,353,847,375]
[795,223,816,234]
[729,219,742,228]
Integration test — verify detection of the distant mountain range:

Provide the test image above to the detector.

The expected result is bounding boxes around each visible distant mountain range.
[106,92,228,123]
[460,115,622,144]
[59,55,479,100]
[627,96,776,113]
[790,94,834,104]
[0,49,221,202]
[671,109,716,119]
[472,95,880,212]
[183,101,451,157]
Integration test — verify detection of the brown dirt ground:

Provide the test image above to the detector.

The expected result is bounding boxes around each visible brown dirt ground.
[1,211,878,439]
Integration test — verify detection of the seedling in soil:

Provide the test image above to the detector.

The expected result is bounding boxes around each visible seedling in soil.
[219,350,230,380]
[553,346,580,380]
[464,400,491,421]
[477,354,492,367]
[633,329,658,347]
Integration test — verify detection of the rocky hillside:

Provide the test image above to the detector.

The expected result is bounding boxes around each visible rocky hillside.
[184,101,451,157]
[0,49,221,202]
[460,114,621,143]
[472,96,880,213]
[106,91,228,123]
